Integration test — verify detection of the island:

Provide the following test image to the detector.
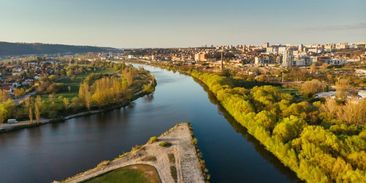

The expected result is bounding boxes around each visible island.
[57,123,208,183]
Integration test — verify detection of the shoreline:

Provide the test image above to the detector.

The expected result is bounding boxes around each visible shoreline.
[57,123,207,183]
[0,79,156,134]
[129,61,304,181]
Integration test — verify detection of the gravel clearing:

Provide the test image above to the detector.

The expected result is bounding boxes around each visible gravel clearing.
[57,123,205,183]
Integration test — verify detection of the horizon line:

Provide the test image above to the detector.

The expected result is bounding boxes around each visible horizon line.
[1,40,366,50]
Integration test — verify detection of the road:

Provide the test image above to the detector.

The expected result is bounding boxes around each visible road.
[14,91,36,105]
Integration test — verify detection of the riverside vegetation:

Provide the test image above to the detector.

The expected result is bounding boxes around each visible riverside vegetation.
[189,70,366,183]
[145,61,366,183]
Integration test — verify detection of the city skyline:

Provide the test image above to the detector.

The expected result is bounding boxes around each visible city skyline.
[0,0,365,48]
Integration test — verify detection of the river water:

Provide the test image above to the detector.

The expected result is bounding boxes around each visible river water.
[0,64,300,183]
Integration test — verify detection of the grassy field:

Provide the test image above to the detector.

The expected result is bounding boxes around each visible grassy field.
[84,164,161,183]
[54,72,90,99]
[45,68,115,100]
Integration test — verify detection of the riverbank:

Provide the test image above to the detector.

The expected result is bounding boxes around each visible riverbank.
[159,64,366,182]
[129,61,337,182]
[57,123,206,183]
[0,78,156,134]
[0,61,301,183]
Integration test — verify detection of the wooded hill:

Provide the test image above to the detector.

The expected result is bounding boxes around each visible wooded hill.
[0,41,119,57]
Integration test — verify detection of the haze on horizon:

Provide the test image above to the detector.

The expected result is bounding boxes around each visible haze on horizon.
[0,0,365,48]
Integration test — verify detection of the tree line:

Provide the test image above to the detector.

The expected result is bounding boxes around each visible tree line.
[190,70,366,183]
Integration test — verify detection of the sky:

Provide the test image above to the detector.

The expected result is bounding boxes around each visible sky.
[0,0,365,48]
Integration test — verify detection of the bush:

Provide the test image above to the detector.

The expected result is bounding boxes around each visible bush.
[168,153,175,164]
[96,160,110,168]
[192,137,198,145]
[273,115,305,143]
[170,165,177,182]
[159,141,172,147]
[300,79,325,97]
[131,145,142,152]
[148,136,158,144]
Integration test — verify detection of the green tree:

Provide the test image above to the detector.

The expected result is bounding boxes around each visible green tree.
[0,104,8,124]
[25,97,34,123]
[79,82,92,109]
[63,97,70,110]
[34,96,42,123]
[335,78,350,100]
[255,110,276,131]
[301,79,325,97]
[273,115,305,143]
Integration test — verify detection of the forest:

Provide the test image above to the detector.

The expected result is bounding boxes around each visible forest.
[190,70,366,183]
[0,41,118,57]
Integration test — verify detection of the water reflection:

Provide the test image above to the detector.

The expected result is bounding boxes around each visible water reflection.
[205,87,301,182]
[143,94,154,103]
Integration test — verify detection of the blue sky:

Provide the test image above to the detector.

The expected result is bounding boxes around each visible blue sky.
[0,0,365,48]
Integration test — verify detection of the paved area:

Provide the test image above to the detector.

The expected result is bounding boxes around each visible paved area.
[59,123,205,183]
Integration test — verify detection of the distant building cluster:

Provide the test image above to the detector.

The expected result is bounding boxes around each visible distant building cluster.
[122,41,366,70]
[261,42,358,67]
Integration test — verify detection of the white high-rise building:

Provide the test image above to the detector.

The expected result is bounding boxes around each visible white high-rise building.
[282,48,294,67]
[278,46,287,55]
[298,44,304,52]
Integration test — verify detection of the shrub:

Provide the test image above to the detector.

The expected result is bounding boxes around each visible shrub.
[96,160,110,168]
[300,79,325,97]
[192,137,198,145]
[168,153,175,164]
[148,136,158,144]
[170,165,177,182]
[159,141,172,147]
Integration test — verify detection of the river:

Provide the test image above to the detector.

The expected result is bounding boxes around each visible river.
[0,64,300,183]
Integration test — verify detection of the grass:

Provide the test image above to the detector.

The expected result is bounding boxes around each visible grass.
[58,72,89,93]
[170,165,177,183]
[158,141,172,147]
[148,136,158,144]
[84,164,160,183]
[55,68,116,99]
[168,153,175,164]
[141,156,157,162]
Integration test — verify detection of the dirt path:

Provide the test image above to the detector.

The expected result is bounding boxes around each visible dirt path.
[58,123,205,183]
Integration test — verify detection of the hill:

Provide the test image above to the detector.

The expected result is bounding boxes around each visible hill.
[0,41,119,57]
